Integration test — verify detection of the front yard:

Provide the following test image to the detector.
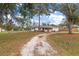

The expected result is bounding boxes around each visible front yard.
[0,32,42,56]
[48,33,79,56]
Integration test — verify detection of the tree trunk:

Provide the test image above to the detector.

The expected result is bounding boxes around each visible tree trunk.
[38,14,40,31]
[5,15,8,31]
[29,13,32,31]
[67,21,72,34]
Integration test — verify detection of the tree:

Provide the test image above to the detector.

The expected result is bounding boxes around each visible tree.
[60,3,78,34]
[20,3,35,30]
[5,19,14,31]
[0,3,16,31]
[33,3,49,31]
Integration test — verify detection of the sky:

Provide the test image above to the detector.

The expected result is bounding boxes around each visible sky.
[9,4,66,26]
[32,11,66,25]
[7,5,66,26]
[7,11,66,26]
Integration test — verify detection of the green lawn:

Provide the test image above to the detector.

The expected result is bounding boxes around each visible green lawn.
[0,32,42,56]
[48,33,79,56]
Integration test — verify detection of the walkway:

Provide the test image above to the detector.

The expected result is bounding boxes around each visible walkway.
[21,33,58,56]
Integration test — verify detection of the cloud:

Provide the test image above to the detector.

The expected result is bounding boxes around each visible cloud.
[49,13,65,25]
[32,11,65,25]
[7,14,11,19]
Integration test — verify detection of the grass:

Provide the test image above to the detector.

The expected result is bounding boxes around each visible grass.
[0,32,43,56]
[48,33,79,56]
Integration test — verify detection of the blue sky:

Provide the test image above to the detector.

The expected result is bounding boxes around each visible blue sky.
[11,4,66,26]
[32,11,66,25]
[7,10,66,26]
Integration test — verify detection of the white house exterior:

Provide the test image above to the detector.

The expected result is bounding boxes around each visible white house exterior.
[52,27,59,32]
[31,26,59,32]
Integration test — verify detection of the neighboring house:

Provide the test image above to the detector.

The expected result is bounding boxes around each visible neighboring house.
[31,26,59,32]
[59,25,68,31]
[72,25,79,32]
[59,25,79,32]
[0,28,1,32]
[0,28,5,32]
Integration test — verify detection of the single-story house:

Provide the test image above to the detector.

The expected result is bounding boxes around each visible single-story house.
[31,26,59,32]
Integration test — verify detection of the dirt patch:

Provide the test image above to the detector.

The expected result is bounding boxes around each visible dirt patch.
[64,34,79,37]
[21,33,58,56]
